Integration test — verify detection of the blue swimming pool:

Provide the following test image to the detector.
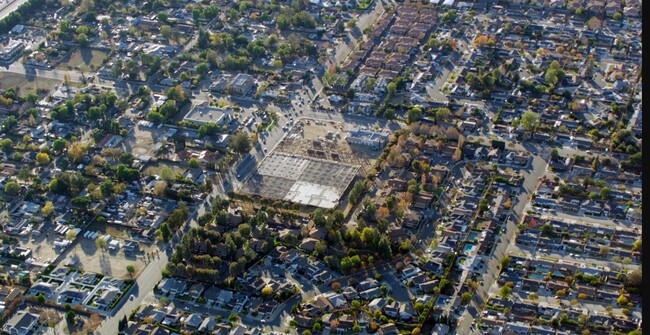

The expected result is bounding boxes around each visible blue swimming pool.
[468,231,479,241]
[462,244,476,255]
[530,273,544,280]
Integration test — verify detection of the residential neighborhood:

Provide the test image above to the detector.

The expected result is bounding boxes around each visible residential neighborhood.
[0,0,642,334]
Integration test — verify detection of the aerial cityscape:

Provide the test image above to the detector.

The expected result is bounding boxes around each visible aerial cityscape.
[0,0,642,334]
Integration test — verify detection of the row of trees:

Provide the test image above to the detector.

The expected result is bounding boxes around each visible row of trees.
[0,0,48,34]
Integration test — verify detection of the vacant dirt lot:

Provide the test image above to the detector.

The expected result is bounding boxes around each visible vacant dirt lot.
[55,47,109,73]
[121,123,166,157]
[62,223,158,279]
[0,72,60,95]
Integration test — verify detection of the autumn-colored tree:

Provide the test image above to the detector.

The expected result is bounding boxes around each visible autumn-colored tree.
[445,127,460,140]
[261,285,274,298]
[473,35,489,47]
[102,148,121,161]
[41,201,54,217]
[586,16,601,30]
[375,207,390,221]
[68,143,85,163]
[570,101,583,112]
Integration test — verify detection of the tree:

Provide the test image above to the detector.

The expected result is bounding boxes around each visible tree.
[600,187,611,199]
[598,246,610,258]
[4,181,20,195]
[160,25,172,40]
[115,164,139,182]
[351,323,361,333]
[436,108,451,121]
[616,295,628,305]
[520,111,539,135]
[196,62,209,77]
[52,138,68,153]
[626,269,642,288]
[337,20,345,33]
[160,167,175,181]
[550,148,558,160]
[66,310,76,324]
[0,138,13,152]
[41,201,54,217]
[406,107,423,124]
[377,236,392,259]
[461,292,472,304]
[153,181,167,197]
[499,285,512,299]
[68,143,84,163]
[65,229,77,241]
[500,256,510,269]
[229,262,241,277]
[188,158,200,168]
[126,265,135,278]
[35,153,50,165]
[387,82,396,96]
[77,33,89,46]
[312,323,322,332]
[347,88,355,100]
[261,285,274,298]
[95,237,107,251]
[156,12,169,23]
[159,223,171,242]
[230,132,251,154]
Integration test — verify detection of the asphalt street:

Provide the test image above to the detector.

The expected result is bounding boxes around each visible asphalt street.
[0,0,27,21]
[456,149,549,335]
[94,171,230,334]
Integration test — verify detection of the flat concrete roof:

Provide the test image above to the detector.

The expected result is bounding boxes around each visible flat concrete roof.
[183,102,231,125]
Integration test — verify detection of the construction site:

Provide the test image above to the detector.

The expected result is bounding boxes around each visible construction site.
[241,118,385,209]
[272,118,381,172]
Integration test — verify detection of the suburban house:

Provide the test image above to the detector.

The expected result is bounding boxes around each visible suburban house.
[3,311,39,335]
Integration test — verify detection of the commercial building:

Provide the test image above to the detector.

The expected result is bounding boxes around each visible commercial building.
[183,101,234,126]
[226,73,255,96]
[346,128,389,149]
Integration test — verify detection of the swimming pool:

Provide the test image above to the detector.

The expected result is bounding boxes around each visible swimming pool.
[468,231,479,241]
[529,273,544,280]
[462,244,476,255]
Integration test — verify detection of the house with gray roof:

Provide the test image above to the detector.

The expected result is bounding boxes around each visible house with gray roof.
[3,311,39,335]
